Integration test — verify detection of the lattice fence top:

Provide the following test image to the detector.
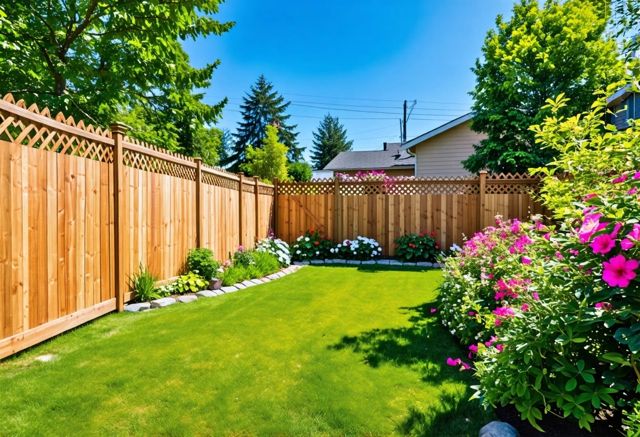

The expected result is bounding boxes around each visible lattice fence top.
[123,149,196,180]
[277,174,540,196]
[0,93,114,163]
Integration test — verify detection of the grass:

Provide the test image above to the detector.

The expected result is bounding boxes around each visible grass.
[0,266,491,436]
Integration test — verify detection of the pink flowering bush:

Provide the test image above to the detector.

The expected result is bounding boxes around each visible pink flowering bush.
[468,174,640,432]
[437,216,544,346]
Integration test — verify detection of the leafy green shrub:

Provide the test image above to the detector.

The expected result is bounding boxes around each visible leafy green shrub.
[395,231,439,262]
[287,161,312,182]
[328,236,381,260]
[173,271,208,294]
[232,246,255,267]
[186,248,220,280]
[251,251,280,276]
[291,229,334,260]
[624,400,640,437]
[221,265,251,286]
[256,237,291,266]
[128,264,160,302]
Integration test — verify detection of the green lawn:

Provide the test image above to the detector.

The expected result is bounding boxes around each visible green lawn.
[0,266,491,436]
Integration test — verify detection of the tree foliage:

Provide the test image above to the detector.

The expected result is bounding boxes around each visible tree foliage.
[310,114,353,170]
[288,161,313,182]
[611,0,640,57]
[242,125,289,182]
[464,0,625,174]
[0,1,232,157]
[226,75,301,170]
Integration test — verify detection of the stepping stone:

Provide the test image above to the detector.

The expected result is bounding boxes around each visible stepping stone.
[266,274,279,280]
[221,286,238,293]
[479,421,519,437]
[213,290,225,296]
[177,294,197,303]
[150,297,176,308]
[196,290,216,298]
[249,279,263,285]
[124,302,151,312]
[261,277,272,282]
[241,280,256,287]
[234,283,247,289]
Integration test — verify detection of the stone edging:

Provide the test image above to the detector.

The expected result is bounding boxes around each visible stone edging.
[124,265,305,313]
[293,259,442,268]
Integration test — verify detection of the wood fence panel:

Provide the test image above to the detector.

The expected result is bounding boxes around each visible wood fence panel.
[276,175,541,256]
[0,95,275,359]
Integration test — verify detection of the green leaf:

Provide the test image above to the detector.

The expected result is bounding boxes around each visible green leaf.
[565,378,578,391]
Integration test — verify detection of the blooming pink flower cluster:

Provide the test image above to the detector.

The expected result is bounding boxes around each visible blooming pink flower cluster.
[446,357,471,370]
[575,180,640,288]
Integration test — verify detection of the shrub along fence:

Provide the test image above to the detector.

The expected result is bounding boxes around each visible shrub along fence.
[0,94,274,359]
[274,173,546,256]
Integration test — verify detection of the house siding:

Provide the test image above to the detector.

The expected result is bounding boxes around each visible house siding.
[413,121,486,177]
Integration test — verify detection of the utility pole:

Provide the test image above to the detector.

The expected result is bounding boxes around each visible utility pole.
[402,100,407,143]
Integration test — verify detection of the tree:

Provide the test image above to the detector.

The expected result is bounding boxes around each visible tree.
[464,0,625,174]
[0,1,232,156]
[226,75,301,170]
[242,125,289,182]
[288,161,313,182]
[310,114,353,170]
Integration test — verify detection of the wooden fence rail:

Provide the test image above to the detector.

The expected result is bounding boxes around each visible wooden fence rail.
[275,173,545,255]
[0,94,274,359]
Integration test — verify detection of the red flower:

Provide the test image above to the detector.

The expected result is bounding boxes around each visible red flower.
[408,243,416,248]
[314,241,320,246]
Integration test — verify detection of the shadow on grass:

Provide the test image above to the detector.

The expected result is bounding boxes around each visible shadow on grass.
[398,391,489,436]
[329,303,461,383]
[329,302,491,435]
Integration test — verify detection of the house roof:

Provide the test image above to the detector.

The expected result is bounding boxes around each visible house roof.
[607,85,633,107]
[400,112,475,152]
[323,143,415,171]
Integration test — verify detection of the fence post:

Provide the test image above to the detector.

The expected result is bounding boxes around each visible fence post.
[273,178,279,238]
[195,158,203,248]
[254,176,260,242]
[110,122,129,312]
[479,170,487,230]
[238,172,244,248]
[333,177,340,241]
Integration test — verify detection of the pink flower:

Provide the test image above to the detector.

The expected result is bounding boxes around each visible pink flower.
[520,303,529,312]
[493,306,515,318]
[484,336,498,347]
[634,171,640,180]
[628,187,638,195]
[569,249,579,257]
[578,212,606,243]
[468,344,478,358]
[613,174,628,184]
[532,292,540,300]
[468,311,476,316]
[590,224,621,255]
[628,224,640,240]
[555,251,564,260]
[446,357,461,367]
[510,219,521,234]
[495,344,505,352]
[461,361,471,370]
[583,193,598,201]
[595,302,613,311]
[521,256,532,265]
[430,307,437,314]
[621,239,635,251]
[602,255,639,288]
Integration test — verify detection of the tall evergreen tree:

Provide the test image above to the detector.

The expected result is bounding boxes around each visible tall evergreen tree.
[225,75,301,170]
[310,114,353,170]
[464,0,624,174]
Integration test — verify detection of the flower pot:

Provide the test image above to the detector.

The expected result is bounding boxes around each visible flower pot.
[208,278,222,290]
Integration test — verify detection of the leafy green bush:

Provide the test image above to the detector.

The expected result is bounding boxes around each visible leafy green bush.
[186,248,220,280]
[128,264,160,302]
[251,251,280,276]
[291,229,334,260]
[221,248,281,286]
[328,236,381,260]
[173,271,208,294]
[395,232,439,262]
[287,161,313,182]
[232,246,254,267]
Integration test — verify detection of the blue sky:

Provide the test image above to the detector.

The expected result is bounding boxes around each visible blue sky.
[183,0,516,159]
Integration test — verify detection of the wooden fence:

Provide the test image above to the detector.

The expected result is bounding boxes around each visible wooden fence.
[0,95,274,359]
[275,173,545,255]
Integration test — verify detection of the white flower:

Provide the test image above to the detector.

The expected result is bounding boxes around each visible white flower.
[315,251,319,255]
[305,237,310,242]
[296,250,301,254]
